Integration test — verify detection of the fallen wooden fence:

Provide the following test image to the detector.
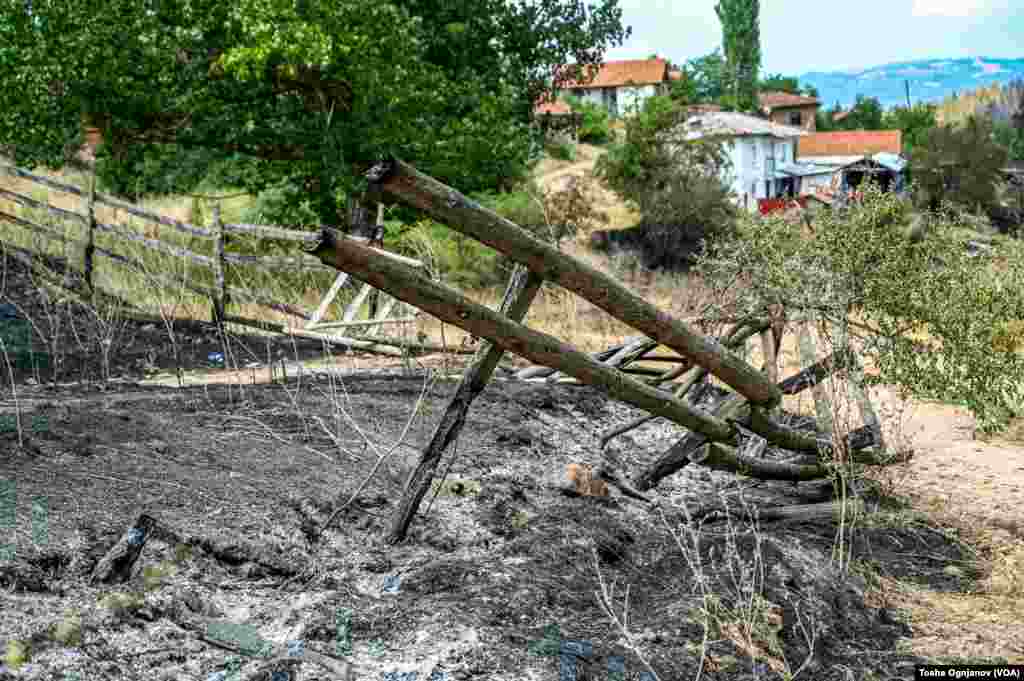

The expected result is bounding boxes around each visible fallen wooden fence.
[0,162,440,356]
[300,156,890,543]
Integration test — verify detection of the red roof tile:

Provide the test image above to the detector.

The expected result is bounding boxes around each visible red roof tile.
[558,58,669,88]
[759,91,820,110]
[668,70,683,81]
[534,99,573,116]
[798,131,903,157]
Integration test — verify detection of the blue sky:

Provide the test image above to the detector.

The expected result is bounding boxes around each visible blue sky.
[603,0,1023,75]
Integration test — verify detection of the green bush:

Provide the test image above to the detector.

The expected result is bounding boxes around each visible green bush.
[696,183,1024,434]
[563,95,612,144]
[596,94,736,270]
[545,139,576,161]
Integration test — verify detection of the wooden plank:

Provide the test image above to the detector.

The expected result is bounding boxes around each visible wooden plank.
[360,295,400,336]
[83,173,97,296]
[308,316,416,331]
[383,265,544,544]
[367,158,780,408]
[93,219,214,267]
[798,323,834,436]
[222,253,335,271]
[341,282,374,322]
[0,209,67,244]
[305,272,351,329]
[222,222,321,244]
[0,187,87,225]
[211,203,227,324]
[0,162,214,239]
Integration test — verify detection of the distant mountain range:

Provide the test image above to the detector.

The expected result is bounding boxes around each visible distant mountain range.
[798,57,1024,110]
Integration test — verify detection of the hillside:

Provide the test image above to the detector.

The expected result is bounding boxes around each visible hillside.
[800,56,1024,109]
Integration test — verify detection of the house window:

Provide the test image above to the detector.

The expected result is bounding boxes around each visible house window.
[789,111,802,126]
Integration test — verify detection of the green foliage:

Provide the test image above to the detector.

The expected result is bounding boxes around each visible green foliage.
[667,66,699,105]
[715,0,761,112]
[545,139,577,162]
[51,609,83,647]
[882,103,938,156]
[911,115,1009,211]
[562,95,612,144]
[3,640,30,670]
[834,94,884,130]
[993,120,1024,161]
[759,73,799,94]
[696,184,1024,433]
[685,50,727,103]
[0,0,630,224]
[596,95,736,269]
[392,219,505,289]
[98,591,145,617]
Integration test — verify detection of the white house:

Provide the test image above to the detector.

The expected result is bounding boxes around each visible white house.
[679,112,808,211]
[547,58,672,118]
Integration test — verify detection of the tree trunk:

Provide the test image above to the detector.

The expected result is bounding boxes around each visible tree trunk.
[385,265,543,544]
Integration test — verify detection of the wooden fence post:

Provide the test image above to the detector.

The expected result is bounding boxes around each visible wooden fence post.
[83,170,97,300]
[212,202,227,325]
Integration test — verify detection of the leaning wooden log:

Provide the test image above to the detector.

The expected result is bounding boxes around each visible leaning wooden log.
[691,442,828,481]
[777,348,856,395]
[309,229,738,443]
[601,319,771,449]
[710,499,864,524]
[384,265,543,544]
[366,158,782,408]
[90,513,158,584]
[516,337,642,380]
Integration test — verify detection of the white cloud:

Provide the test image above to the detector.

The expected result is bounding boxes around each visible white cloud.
[911,0,992,17]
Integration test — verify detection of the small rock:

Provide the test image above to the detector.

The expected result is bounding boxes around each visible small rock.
[943,564,965,578]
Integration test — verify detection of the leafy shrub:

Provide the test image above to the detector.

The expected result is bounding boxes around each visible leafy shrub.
[545,139,576,161]
[696,183,1024,433]
[596,94,736,270]
[563,95,612,144]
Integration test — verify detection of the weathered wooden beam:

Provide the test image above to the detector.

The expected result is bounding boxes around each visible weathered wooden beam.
[310,229,737,443]
[692,441,828,481]
[367,158,781,408]
[384,265,544,544]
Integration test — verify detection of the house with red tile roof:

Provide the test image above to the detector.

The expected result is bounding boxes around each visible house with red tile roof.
[795,131,908,199]
[758,91,821,131]
[540,58,672,118]
[797,130,902,157]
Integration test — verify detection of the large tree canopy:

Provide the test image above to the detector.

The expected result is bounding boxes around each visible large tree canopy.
[0,0,629,225]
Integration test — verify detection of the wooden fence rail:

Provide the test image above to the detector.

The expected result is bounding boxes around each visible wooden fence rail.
[0,161,433,356]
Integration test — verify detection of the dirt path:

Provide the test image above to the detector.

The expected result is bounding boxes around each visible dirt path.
[866,390,1024,662]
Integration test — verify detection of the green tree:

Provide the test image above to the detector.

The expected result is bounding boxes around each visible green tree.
[0,0,630,225]
[715,0,761,112]
[696,184,1024,433]
[562,95,612,144]
[685,50,727,103]
[882,103,938,156]
[993,121,1024,161]
[595,95,736,269]
[836,94,884,130]
[667,65,699,105]
[911,115,1009,211]
[759,73,799,94]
